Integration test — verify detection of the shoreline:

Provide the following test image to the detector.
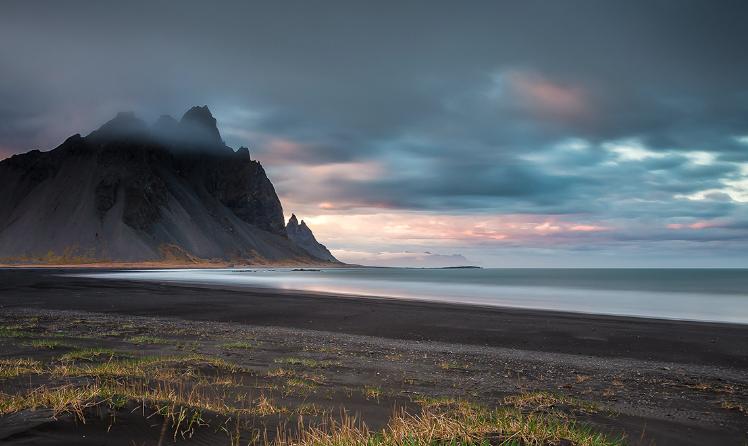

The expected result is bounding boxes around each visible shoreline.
[71,271,748,327]
[2,268,747,368]
[26,265,748,325]
[1,268,747,445]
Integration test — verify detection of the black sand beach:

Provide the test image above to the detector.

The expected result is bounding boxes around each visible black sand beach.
[1,268,747,445]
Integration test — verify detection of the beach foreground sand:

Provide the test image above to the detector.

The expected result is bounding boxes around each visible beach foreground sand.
[0,269,746,445]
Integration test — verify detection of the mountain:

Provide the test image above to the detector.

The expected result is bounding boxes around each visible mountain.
[0,106,337,265]
[286,214,338,262]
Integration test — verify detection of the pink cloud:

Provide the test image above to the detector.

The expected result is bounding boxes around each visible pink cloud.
[689,221,715,229]
[504,71,589,120]
[569,224,608,232]
[253,136,309,164]
[534,221,562,233]
[666,221,719,230]
[301,213,614,249]
[331,249,473,268]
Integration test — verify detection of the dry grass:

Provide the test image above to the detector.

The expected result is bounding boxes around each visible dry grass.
[0,313,625,445]
[284,377,319,397]
[0,358,44,378]
[267,367,294,378]
[0,384,102,418]
[363,385,383,401]
[504,391,599,414]
[254,393,286,416]
[720,400,745,414]
[50,353,243,381]
[0,362,619,446]
[0,378,286,420]
[576,375,591,383]
[274,401,622,446]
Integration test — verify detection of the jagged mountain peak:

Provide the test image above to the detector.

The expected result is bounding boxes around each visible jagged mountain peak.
[236,147,251,158]
[286,214,338,263]
[180,105,223,145]
[84,106,230,153]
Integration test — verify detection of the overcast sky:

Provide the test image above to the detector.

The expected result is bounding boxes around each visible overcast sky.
[2,0,748,267]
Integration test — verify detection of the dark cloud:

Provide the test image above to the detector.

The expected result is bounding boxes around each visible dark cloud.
[2,0,748,263]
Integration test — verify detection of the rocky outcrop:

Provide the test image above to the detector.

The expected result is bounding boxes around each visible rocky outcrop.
[286,214,338,262]
[0,106,333,264]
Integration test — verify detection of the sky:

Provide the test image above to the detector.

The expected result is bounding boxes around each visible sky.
[2,0,748,267]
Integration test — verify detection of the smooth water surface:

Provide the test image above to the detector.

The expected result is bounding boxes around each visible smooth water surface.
[75,268,748,324]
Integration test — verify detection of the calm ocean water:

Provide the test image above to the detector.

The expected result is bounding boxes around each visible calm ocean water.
[77,268,748,324]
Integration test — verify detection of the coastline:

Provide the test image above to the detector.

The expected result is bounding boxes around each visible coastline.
[2,268,746,367]
[1,268,747,445]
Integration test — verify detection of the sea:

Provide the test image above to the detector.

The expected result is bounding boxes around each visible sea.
[76,268,748,325]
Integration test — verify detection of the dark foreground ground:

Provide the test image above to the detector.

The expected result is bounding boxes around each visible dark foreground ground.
[0,268,746,445]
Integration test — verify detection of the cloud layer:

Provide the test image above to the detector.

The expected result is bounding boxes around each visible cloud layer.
[2,0,748,266]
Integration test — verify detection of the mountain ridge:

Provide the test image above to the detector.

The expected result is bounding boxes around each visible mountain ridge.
[0,106,339,265]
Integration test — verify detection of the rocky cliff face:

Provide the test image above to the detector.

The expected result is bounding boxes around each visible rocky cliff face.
[0,106,334,264]
[286,214,338,262]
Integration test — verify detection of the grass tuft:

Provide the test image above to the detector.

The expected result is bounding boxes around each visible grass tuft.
[0,377,620,445]
[363,385,382,401]
[274,402,623,446]
[720,400,745,414]
[0,358,44,378]
[51,354,242,380]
